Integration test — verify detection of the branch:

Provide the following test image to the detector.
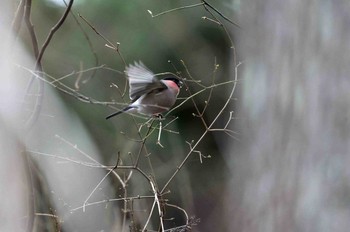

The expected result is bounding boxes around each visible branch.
[78,14,126,67]
[11,0,25,39]
[161,62,241,194]
[36,0,74,67]
[24,0,39,58]
[63,0,99,83]
[201,0,241,28]
[147,3,204,18]
[23,0,74,130]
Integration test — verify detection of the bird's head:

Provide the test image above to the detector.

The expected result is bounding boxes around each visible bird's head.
[162,77,183,88]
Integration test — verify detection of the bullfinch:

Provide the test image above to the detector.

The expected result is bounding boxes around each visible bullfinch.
[106,62,182,119]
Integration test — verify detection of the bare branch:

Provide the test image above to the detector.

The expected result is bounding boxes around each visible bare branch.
[78,14,127,67]
[70,195,154,212]
[37,0,74,66]
[150,180,164,231]
[11,0,25,39]
[161,62,241,194]
[148,3,204,18]
[63,0,99,82]
[142,199,157,231]
[201,0,241,28]
[165,203,189,225]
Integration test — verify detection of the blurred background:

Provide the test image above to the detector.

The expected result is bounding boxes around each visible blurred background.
[1,0,350,231]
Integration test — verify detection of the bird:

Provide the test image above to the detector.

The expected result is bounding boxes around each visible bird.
[106,62,182,119]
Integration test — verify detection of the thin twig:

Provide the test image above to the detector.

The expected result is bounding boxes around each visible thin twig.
[28,150,102,167]
[23,0,43,131]
[200,59,219,116]
[35,213,59,218]
[179,60,208,129]
[63,0,99,82]
[161,62,241,194]
[55,134,101,165]
[19,66,121,106]
[147,3,204,18]
[134,119,155,166]
[201,0,241,28]
[121,170,128,232]
[150,180,164,231]
[186,140,210,164]
[142,199,157,232]
[148,0,240,28]
[36,212,61,231]
[36,0,74,67]
[22,1,42,230]
[207,62,241,130]
[78,14,126,66]
[157,121,164,148]
[165,203,189,225]
[11,0,25,39]
[55,134,126,187]
[201,16,220,25]
[74,62,84,90]
[70,195,154,212]
[24,0,39,58]
[166,73,237,116]
[82,161,119,212]
[24,0,74,130]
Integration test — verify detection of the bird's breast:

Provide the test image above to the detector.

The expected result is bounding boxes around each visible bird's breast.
[132,88,178,115]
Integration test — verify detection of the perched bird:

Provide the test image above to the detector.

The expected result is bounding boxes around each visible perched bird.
[106,62,182,119]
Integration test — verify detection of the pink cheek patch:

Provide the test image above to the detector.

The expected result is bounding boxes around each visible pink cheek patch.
[163,80,180,92]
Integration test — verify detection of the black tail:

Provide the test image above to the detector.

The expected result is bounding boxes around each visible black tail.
[106,106,134,119]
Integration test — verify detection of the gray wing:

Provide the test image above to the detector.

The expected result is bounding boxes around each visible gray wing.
[126,62,167,101]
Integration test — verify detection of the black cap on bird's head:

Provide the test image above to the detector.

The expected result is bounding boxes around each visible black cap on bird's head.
[162,77,183,88]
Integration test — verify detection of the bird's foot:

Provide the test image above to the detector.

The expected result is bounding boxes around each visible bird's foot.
[153,114,165,120]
